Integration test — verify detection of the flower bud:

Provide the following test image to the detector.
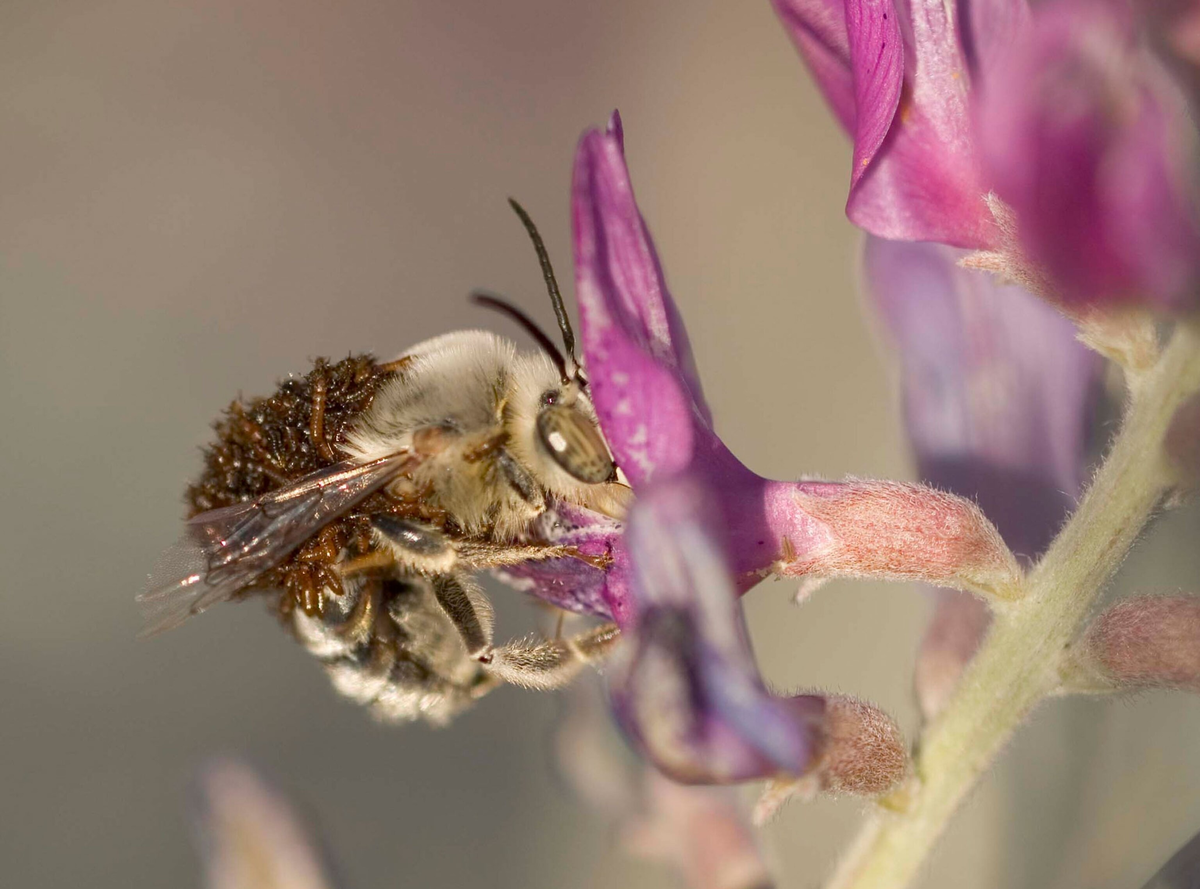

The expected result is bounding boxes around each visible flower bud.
[817,695,909,796]
[754,695,909,823]
[1064,596,1200,693]
[788,480,1023,601]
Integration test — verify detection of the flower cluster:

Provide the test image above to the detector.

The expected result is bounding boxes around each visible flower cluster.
[493,0,1200,882]
[774,0,1200,311]
[502,111,1029,800]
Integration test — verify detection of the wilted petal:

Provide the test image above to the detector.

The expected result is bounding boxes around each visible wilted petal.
[610,477,824,784]
[193,759,337,889]
[977,0,1200,310]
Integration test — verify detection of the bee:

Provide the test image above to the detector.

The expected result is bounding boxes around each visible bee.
[141,201,628,725]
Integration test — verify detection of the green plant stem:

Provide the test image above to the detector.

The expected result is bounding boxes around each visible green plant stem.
[827,321,1200,889]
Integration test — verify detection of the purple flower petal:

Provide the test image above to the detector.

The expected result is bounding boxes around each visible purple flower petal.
[865,236,1098,554]
[976,0,1200,311]
[772,0,857,133]
[774,0,1002,247]
[491,503,626,620]
[847,0,995,246]
[845,0,904,191]
[492,116,1033,783]
[573,113,711,485]
[959,0,1032,86]
[610,477,825,784]
[864,235,1100,715]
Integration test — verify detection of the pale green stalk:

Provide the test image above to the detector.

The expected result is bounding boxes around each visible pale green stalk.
[827,320,1200,889]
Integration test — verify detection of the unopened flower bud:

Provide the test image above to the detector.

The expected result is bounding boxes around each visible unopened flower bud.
[818,695,909,796]
[754,695,908,823]
[1063,596,1200,693]
[788,481,1022,601]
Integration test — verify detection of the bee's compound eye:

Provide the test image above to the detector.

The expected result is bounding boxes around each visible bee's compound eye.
[536,404,616,485]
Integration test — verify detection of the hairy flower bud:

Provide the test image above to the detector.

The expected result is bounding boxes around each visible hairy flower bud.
[1063,596,1200,693]
[786,480,1023,601]
[754,695,909,823]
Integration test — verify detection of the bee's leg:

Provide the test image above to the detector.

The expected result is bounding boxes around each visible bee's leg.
[369,515,457,573]
[479,622,620,691]
[494,448,543,507]
[337,549,395,578]
[569,621,622,661]
[429,574,494,659]
[309,360,338,463]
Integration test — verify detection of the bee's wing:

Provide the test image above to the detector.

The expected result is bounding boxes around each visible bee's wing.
[139,453,413,636]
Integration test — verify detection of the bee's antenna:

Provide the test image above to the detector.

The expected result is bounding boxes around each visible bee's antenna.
[470,291,570,383]
[507,198,581,377]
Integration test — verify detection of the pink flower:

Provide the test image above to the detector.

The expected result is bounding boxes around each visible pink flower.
[502,114,1007,782]
[976,0,1200,310]
[771,0,1023,246]
[775,0,1200,311]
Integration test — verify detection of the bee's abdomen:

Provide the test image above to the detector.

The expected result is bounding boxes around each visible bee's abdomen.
[187,354,394,514]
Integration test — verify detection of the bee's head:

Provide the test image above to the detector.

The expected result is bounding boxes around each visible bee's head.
[504,352,626,515]
[474,199,627,514]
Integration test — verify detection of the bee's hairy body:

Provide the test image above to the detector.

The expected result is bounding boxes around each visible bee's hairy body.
[177,331,626,724]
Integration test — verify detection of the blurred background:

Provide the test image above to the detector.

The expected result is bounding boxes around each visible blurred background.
[2,1,1199,887]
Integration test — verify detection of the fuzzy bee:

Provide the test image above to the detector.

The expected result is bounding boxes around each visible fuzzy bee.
[141,201,628,725]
